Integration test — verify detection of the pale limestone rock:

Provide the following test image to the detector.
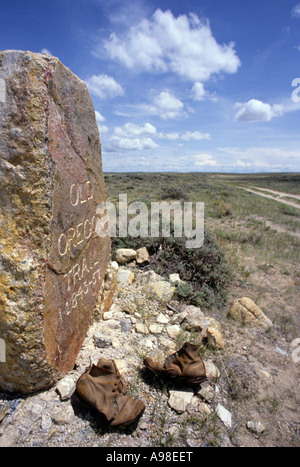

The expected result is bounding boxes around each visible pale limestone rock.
[197,384,215,403]
[144,281,175,302]
[117,268,135,287]
[204,360,220,381]
[135,323,149,335]
[171,310,188,325]
[166,325,181,339]
[56,376,76,401]
[228,297,273,330]
[246,420,266,435]
[136,247,150,264]
[216,404,232,428]
[169,273,183,284]
[114,248,137,265]
[168,389,194,414]
[198,402,212,418]
[157,313,169,324]
[207,327,224,349]
[181,305,206,332]
[149,324,164,334]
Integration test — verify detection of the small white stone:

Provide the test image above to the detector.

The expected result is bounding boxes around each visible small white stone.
[157,313,169,324]
[56,377,76,401]
[168,389,194,414]
[246,421,266,435]
[216,404,232,428]
[149,324,163,334]
[166,325,181,339]
[135,323,149,334]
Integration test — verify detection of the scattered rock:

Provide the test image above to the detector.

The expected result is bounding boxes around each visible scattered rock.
[93,332,112,348]
[136,247,150,265]
[216,404,232,429]
[56,377,76,401]
[204,361,220,381]
[171,310,188,325]
[120,318,132,333]
[143,281,175,302]
[198,402,212,418]
[139,421,149,430]
[117,268,135,287]
[157,313,169,324]
[169,273,183,284]
[166,325,181,339]
[181,306,206,332]
[143,270,164,282]
[159,337,177,352]
[114,248,137,265]
[135,323,149,335]
[228,297,273,330]
[149,324,164,334]
[206,327,224,349]
[52,405,75,425]
[246,421,266,436]
[97,261,118,318]
[168,389,194,414]
[197,384,215,404]
[103,310,113,320]
[41,414,52,431]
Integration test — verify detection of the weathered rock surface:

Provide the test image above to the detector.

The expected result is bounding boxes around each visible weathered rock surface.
[114,248,137,264]
[228,297,273,330]
[143,281,175,302]
[136,247,150,265]
[0,50,110,393]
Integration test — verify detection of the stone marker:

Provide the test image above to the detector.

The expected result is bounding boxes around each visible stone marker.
[0,50,110,393]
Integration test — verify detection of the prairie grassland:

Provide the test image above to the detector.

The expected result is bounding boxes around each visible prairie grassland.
[105,171,300,331]
[105,172,300,262]
[105,172,300,446]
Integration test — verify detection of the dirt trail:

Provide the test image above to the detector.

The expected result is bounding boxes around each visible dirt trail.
[247,186,300,201]
[240,186,300,211]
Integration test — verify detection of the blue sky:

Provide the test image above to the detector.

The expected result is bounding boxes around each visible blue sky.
[1,0,300,173]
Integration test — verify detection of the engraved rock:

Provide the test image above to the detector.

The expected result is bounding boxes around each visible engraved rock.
[0,50,110,393]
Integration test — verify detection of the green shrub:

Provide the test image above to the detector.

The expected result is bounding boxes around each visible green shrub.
[160,187,189,201]
[112,222,233,310]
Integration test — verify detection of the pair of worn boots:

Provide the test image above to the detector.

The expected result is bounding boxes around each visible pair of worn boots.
[76,343,206,428]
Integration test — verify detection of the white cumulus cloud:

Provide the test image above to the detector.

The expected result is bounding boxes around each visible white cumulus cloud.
[181,131,211,141]
[95,111,109,134]
[191,82,206,101]
[220,147,300,171]
[292,3,300,17]
[85,74,124,99]
[154,90,184,119]
[114,122,157,138]
[235,99,284,122]
[103,9,241,82]
[194,154,218,167]
[158,130,211,141]
[95,111,106,123]
[109,122,158,151]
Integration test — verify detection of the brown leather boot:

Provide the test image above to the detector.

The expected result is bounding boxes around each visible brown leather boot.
[76,358,145,427]
[144,342,207,386]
